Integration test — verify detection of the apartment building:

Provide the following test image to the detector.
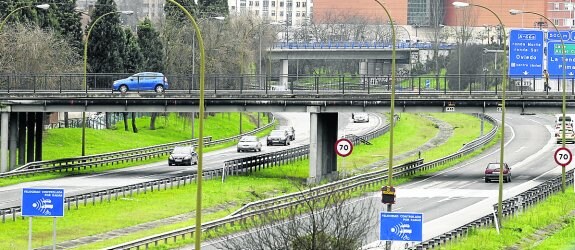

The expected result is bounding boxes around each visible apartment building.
[228,0,313,26]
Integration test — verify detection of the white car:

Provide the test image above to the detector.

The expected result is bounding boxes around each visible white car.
[555,128,575,144]
[353,113,369,123]
[237,136,262,152]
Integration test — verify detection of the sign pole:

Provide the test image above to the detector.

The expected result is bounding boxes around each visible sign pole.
[53,217,57,250]
[28,217,32,250]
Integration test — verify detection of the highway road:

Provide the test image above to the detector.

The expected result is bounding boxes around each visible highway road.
[195,113,571,250]
[0,112,385,210]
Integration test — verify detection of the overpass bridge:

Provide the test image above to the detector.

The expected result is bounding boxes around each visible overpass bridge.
[1,73,574,182]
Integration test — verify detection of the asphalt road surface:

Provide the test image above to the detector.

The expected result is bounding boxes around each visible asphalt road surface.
[0,112,385,210]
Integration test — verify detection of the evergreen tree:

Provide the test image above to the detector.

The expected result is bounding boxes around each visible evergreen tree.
[86,0,126,73]
[52,0,83,54]
[164,0,197,23]
[197,0,229,17]
[123,28,143,73]
[137,19,164,72]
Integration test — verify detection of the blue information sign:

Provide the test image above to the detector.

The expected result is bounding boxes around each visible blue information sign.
[508,29,544,77]
[22,188,64,217]
[547,31,571,41]
[380,212,423,242]
[547,41,575,77]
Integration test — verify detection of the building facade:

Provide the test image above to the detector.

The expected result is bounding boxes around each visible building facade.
[228,0,314,26]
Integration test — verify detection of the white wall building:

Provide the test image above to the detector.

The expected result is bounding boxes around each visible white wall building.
[228,0,313,27]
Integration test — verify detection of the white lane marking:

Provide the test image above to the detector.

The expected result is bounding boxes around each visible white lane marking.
[515,146,526,152]
[527,118,542,125]
[402,122,516,189]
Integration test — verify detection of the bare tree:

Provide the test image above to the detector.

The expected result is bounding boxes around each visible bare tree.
[0,24,81,75]
[217,185,376,250]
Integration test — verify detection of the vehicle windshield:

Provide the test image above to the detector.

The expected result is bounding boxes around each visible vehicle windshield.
[240,136,257,142]
[172,147,191,154]
[487,163,503,169]
[270,131,285,136]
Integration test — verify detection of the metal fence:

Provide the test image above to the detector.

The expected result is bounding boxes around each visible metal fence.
[1,113,276,178]
[0,73,572,94]
[102,113,498,250]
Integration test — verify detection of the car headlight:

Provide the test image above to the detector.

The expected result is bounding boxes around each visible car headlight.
[169,155,174,160]
[184,156,191,160]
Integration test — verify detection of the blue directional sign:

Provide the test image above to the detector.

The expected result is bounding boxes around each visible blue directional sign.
[547,31,571,41]
[509,29,544,77]
[22,188,64,217]
[547,41,575,77]
[380,212,423,242]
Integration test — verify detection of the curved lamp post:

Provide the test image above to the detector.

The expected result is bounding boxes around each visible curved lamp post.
[163,1,206,249]
[510,9,568,193]
[81,10,134,157]
[373,0,396,249]
[453,1,508,228]
[0,4,50,32]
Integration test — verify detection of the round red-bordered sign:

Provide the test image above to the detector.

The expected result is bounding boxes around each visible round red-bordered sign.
[335,138,353,157]
[554,147,573,167]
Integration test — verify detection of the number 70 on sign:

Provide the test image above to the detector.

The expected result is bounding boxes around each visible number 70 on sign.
[554,147,572,167]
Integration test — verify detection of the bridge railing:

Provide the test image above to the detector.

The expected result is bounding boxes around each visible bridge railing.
[103,114,497,250]
[271,41,457,50]
[0,114,276,178]
[1,73,570,95]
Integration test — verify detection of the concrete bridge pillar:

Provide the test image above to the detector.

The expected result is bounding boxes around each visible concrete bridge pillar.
[307,107,338,184]
[0,112,8,173]
[280,59,289,88]
[9,113,17,170]
[17,112,26,165]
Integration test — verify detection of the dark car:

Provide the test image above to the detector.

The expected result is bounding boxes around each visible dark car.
[484,163,511,183]
[113,72,168,93]
[168,146,198,166]
[267,129,290,146]
[279,126,295,140]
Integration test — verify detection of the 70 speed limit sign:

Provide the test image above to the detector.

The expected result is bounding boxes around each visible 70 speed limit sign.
[335,138,353,157]
[554,147,573,167]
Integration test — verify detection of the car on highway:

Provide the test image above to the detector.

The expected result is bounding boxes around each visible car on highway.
[237,135,262,152]
[267,129,290,146]
[279,125,296,140]
[484,162,511,183]
[113,72,169,93]
[352,113,369,123]
[168,146,198,166]
[555,128,575,144]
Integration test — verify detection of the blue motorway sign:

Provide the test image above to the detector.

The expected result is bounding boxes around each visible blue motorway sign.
[22,188,64,217]
[380,212,423,242]
[547,31,571,41]
[547,41,575,76]
[509,29,544,77]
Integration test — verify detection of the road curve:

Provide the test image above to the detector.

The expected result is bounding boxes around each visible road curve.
[0,112,385,210]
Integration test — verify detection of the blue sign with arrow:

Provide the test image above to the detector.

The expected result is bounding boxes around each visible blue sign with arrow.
[380,212,423,242]
[22,188,65,217]
[547,41,575,77]
[508,29,544,77]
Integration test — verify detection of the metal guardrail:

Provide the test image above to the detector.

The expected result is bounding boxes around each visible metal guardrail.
[412,169,575,249]
[1,114,276,178]
[105,113,498,250]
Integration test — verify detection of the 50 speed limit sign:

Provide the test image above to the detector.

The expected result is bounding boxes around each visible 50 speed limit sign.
[554,147,572,167]
[335,138,353,157]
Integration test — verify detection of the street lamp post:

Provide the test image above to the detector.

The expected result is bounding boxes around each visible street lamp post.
[82,10,134,157]
[373,1,396,249]
[453,1,508,228]
[163,1,207,249]
[510,9,568,193]
[0,4,50,32]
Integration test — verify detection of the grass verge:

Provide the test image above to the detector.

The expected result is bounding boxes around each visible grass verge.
[0,113,277,187]
[0,113,494,249]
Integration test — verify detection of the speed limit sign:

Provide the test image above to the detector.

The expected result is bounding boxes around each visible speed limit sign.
[335,138,353,157]
[554,147,572,167]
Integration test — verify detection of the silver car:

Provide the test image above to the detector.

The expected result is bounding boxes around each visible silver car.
[237,136,262,152]
[168,146,198,166]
